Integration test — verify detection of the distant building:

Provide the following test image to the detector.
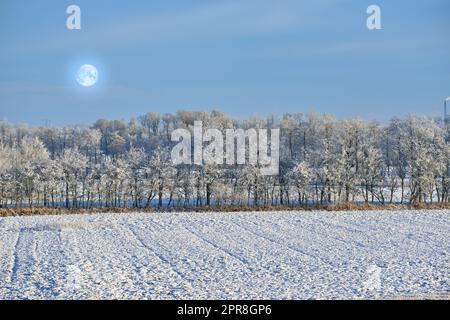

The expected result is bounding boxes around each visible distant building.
[445,98,450,127]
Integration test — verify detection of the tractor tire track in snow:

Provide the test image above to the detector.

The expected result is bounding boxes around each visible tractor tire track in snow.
[229,218,334,266]
[9,229,23,284]
[182,224,251,267]
[123,222,197,294]
[7,228,39,298]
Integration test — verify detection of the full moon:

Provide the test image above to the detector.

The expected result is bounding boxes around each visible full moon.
[77,64,98,87]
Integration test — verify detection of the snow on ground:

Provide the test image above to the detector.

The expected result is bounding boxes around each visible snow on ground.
[0,210,448,300]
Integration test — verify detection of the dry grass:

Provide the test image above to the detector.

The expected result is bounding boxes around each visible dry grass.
[0,207,154,218]
[0,202,449,217]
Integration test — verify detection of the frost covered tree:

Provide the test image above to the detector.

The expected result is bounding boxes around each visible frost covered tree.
[288,161,311,204]
[60,148,88,208]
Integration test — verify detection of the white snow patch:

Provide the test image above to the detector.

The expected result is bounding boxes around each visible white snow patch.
[0,210,448,299]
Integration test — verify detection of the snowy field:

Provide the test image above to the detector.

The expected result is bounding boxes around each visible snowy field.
[0,210,448,300]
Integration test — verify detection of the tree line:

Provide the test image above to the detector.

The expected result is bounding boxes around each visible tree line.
[0,111,449,209]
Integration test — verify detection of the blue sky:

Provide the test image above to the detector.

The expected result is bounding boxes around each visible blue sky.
[0,0,449,126]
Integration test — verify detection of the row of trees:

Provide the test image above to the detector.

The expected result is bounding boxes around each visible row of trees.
[0,111,449,209]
